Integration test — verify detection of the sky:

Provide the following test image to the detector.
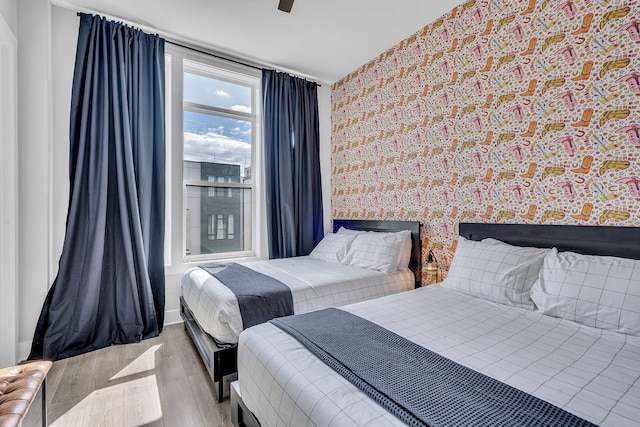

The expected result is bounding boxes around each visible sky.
[183,73,252,174]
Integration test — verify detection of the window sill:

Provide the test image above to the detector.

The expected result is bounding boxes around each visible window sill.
[164,251,263,276]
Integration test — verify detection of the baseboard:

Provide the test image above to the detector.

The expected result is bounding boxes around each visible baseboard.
[164,309,182,326]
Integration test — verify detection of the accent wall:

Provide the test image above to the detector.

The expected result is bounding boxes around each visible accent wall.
[331,0,640,274]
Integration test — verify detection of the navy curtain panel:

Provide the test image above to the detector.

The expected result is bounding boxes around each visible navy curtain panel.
[262,69,323,259]
[29,14,166,361]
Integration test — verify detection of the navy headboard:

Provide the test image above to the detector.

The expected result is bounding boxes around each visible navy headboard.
[333,219,422,288]
[459,222,640,260]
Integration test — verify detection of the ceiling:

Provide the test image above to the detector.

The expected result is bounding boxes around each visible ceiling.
[55,0,465,84]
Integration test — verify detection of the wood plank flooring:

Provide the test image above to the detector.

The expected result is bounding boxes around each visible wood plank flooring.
[28,324,234,427]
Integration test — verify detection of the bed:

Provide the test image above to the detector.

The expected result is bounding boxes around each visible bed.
[180,219,421,402]
[233,222,640,427]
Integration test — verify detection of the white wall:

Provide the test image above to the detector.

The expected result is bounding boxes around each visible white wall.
[16,0,53,360]
[0,1,18,367]
[13,5,335,358]
[50,6,75,278]
[0,0,16,35]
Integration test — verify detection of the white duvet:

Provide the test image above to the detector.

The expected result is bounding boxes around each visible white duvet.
[238,285,640,427]
[181,256,414,344]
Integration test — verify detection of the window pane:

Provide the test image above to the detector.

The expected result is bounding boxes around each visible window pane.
[228,215,234,239]
[184,72,252,113]
[216,176,224,197]
[207,214,215,240]
[207,176,215,197]
[185,186,252,255]
[180,57,258,260]
[184,111,252,184]
[217,214,225,240]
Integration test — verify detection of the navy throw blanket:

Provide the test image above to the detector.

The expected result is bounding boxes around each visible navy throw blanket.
[271,308,595,427]
[200,263,293,330]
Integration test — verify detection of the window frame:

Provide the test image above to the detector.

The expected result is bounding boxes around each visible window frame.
[165,45,264,271]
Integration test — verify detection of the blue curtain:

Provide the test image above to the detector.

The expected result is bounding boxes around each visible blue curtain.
[29,14,166,361]
[262,69,323,259]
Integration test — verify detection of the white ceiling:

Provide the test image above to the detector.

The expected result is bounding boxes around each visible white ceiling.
[55,0,465,84]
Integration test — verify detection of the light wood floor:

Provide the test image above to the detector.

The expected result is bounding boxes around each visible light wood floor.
[33,324,233,427]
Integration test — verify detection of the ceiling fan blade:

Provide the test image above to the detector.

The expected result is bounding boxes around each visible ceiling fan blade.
[278,0,294,13]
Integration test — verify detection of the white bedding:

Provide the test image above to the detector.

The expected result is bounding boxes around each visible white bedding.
[238,285,640,427]
[181,256,414,344]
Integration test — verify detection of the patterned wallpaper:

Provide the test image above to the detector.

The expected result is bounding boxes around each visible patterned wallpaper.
[331,0,640,276]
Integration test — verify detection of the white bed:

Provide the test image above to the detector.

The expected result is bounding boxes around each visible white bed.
[181,219,421,403]
[238,285,640,426]
[233,223,640,427]
[182,257,414,344]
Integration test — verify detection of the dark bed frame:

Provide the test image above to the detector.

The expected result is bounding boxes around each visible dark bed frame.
[459,222,640,260]
[181,219,422,403]
[231,222,640,427]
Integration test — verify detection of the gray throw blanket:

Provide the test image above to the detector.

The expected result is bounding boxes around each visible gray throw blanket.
[200,263,293,330]
[271,308,595,427]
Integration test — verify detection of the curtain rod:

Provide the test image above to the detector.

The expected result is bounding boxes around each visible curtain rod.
[166,40,261,71]
[165,40,321,87]
[51,0,324,86]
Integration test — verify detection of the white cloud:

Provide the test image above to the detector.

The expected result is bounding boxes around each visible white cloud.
[216,90,231,98]
[230,105,251,113]
[184,131,251,167]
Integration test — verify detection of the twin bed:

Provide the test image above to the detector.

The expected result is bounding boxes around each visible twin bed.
[180,219,422,402]
[230,222,640,427]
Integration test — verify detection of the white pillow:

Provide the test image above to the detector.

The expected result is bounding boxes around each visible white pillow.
[308,233,356,264]
[482,238,511,245]
[530,249,640,336]
[337,227,412,270]
[335,226,366,236]
[442,236,549,308]
[394,231,412,271]
[342,232,405,274]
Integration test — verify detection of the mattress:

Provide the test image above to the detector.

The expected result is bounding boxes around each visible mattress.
[237,285,640,427]
[181,256,414,344]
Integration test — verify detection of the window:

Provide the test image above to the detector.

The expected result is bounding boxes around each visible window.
[217,214,225,240]
[207,214,215,240]
[217,176,225,197]
[207,176,215,197]
[166,46,261,263]
[206,213,235,241]
[228,215,235,239]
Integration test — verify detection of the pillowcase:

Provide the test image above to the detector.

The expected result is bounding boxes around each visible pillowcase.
[342,232,405,274]
[530,249,640,336]
[335,226,365,236]
[482,238,511,245]
[441,236,549,308]
[390,230,412,271]
[337,227,412,270]
[308,233,356,264]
